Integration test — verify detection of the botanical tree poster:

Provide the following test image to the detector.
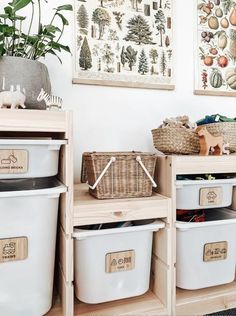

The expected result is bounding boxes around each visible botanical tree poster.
[73,0,174,90]
[195,0,236,96]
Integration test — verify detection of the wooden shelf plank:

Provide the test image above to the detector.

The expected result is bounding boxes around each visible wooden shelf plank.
[75,291,166,316]
[0,110,69,132]
[176,281,236,315]
[74,184,170,226]
[169,155,236,175]
[47,290,167,316]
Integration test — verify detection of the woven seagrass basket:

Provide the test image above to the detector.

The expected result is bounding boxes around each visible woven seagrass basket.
[151,127,200,155]
[82,152,157,199]
[200,122,236,153]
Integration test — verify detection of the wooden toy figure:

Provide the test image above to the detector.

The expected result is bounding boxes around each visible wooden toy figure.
[196,126,224,156]
[0,90,26,109]
[37,89,62,110]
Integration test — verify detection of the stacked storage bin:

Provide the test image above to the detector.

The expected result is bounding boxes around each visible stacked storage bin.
[175,176,236,290]
[0,139,66,316]
[73,219,164,304]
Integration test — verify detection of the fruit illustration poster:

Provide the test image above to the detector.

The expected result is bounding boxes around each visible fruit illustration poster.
[73,0,174,90]
[196,0,236,96]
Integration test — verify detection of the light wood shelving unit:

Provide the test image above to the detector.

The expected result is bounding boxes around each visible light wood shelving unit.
[6,112,236,316]
[156,154,236,316]
[0,110,73,316]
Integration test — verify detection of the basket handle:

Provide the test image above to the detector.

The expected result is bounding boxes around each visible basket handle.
[87,157,116,190]
[136,156,157,188]
[87,156,157,190]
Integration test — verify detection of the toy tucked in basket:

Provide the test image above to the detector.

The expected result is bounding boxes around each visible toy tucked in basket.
[82,152,157,199]
[197,115,236,153]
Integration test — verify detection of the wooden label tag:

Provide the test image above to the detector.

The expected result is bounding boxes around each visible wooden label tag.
[0,237,28,263]
[105,250,135,273]
[0,150,28,174]
[199,187,222,206]
[203,241,228,262]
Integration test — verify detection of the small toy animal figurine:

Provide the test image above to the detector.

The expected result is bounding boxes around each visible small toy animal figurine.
[0,90,26,109]
[37,89,62,110]
[196,126,224,156]
[0,79,26,109]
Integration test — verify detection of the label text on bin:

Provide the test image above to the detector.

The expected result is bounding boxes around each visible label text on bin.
[105,250,135,273]
[0,237,28,263]
[203,241,228,262]
[0,150,28,174]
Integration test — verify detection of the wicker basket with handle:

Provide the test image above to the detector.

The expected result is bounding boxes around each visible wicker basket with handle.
[82,152,157,199]
[151,127,200,155]
[199,122,236,153]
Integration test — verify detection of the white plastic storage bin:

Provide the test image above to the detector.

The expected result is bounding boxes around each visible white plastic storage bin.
[176,178,236,210]
[0,139,66,179]
[176,208,236,290]
[0,178,66,316]
[73,220,164,304]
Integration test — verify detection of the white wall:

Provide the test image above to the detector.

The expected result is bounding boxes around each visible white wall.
[1,0,236,182]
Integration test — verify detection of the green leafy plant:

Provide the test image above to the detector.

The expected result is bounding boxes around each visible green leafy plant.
[155,10,166,47]
[138,49,148,75]
[124,15,154,45]
[0,0,73,62]
[92,7,111,40]
[79,36,92,70]
[124,45,137,71]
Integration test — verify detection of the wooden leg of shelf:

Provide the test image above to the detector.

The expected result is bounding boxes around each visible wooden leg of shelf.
[58,222,74,316]
[46,265,74,316]
[152,225,172,315]
[59,224,73,283]
[59,265,74,316]
[151,256,171,316]
[153,225,171,267]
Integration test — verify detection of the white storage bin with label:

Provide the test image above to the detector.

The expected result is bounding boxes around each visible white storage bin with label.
[73,220,164,304]
[0,139,66,179]
[0,178,66,316]
[176,208,236,290]
[176,178,236,210]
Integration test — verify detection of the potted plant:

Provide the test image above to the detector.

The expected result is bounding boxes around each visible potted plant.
[0,0,72,109]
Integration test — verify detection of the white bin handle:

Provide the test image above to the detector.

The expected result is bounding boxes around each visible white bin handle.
[87,156,157,190]
[73,220,165,240]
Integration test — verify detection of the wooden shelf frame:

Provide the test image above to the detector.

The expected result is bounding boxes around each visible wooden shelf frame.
[7,114,236,316]
[68,184,172,316]
[0,109,69,132]
[176,280,236,315]
[156,154,236,316]
[74,184,170,226]
[0,110,73,316]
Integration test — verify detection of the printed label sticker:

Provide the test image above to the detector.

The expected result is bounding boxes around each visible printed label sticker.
[199,187,222,206]
[105,250,135,273]
[0,237,28,263]
[0,150,28,174]
[203,241,227,262]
